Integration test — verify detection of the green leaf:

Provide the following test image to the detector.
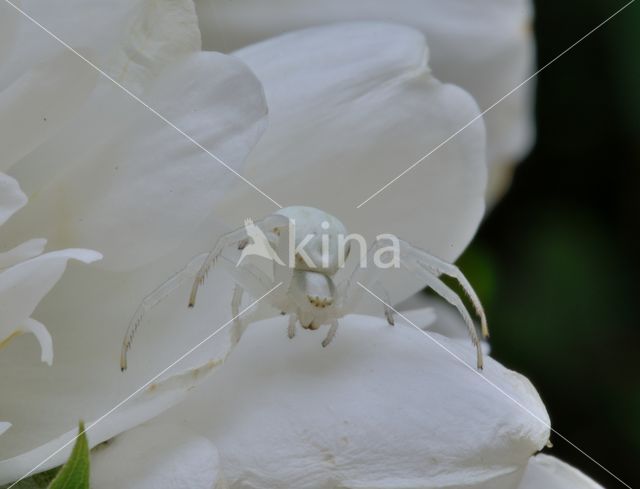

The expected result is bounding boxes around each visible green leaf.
[1,467,60,489]
[0,474,51,489]
[29,469,59,489]
[46,422,90,489]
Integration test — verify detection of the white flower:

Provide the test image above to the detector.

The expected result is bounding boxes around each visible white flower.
[153,313,550,489]
[91,423,223,489]
[94,307,602,489]
[518,454,605,488]
[194,0,536,201]
[0,171,101,463]
[0,173,101,365]
[1,9,489,481]
[1,0,267,481]
[0,2,602,489]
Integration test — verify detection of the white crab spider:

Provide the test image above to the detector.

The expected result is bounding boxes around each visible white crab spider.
[120,206,488,371]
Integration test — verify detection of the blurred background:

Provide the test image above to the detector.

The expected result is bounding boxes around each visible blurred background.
[452,1,639,486]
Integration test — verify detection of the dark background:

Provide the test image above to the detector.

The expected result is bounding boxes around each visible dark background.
[458,1,639,486]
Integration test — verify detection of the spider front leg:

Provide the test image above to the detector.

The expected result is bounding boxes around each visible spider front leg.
[121,252,207,371]
[342,239,485,370]
[413,264,483,369]
[189,214,289,308]
[398,241,488,339]
[397,239,485,369]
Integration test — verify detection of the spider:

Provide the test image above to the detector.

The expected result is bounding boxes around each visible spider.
[120,206,488,371]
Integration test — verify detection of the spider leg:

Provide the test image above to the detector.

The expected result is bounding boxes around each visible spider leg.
[341,238,484,369]
[230,284,245,345]
[382,287,395,326]
[270,216,294,296]
[288,314,296,339]
[121,253,207,371]
[189,214,289,308]
[189,228,252,308]
[339,245,395,324]
[123,215,289,372]
[400,241,488,338]
[411,266,483,370]
[219,255,274,293]
[218,254,289,314]
[322,320,339,347]
[397,239,484,368]
[219,255,287,342]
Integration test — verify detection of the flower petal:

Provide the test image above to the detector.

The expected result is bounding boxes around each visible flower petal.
[91,423,223,489]
[0,50,98,173]
[0,2,19,68]
[158,314,550,489]
[4,0,201,200]
[399,292,490,350]
[14,52,268,271]
[518,454,605,489]
[0,0,255,482]
[94,0,202,93]
[0,1,265,480]
[216,23,486,303]
[196,0,535,193]
[0,239,47,270]
[0,377,196,484]
[0,249,102,349]
[0,0,200,90]
[0,236,236,482]
[17,318,53,366]
[0,173,27,227]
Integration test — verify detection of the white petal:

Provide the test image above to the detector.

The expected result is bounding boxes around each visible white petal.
[518,454,605,489]
[94,0,202,93]
[159,314,550,489]
[216,23,486,303]
[399,292,491,353]
[4,0,201,200]
[0,50,98,173]
[0,239,47,270]
[0,2,19,67]
[0,173,27,227]
[0,248,101,347]
[15,52,267,271]
[392,300,492,354]
[0,382,193,484]
[18,318,53,366]
[196,0,535,187]
[0,2,259,481]
[0,0,245,482]
[0,233,236,482]
[0,0,200,91]
[91,423,223,489]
